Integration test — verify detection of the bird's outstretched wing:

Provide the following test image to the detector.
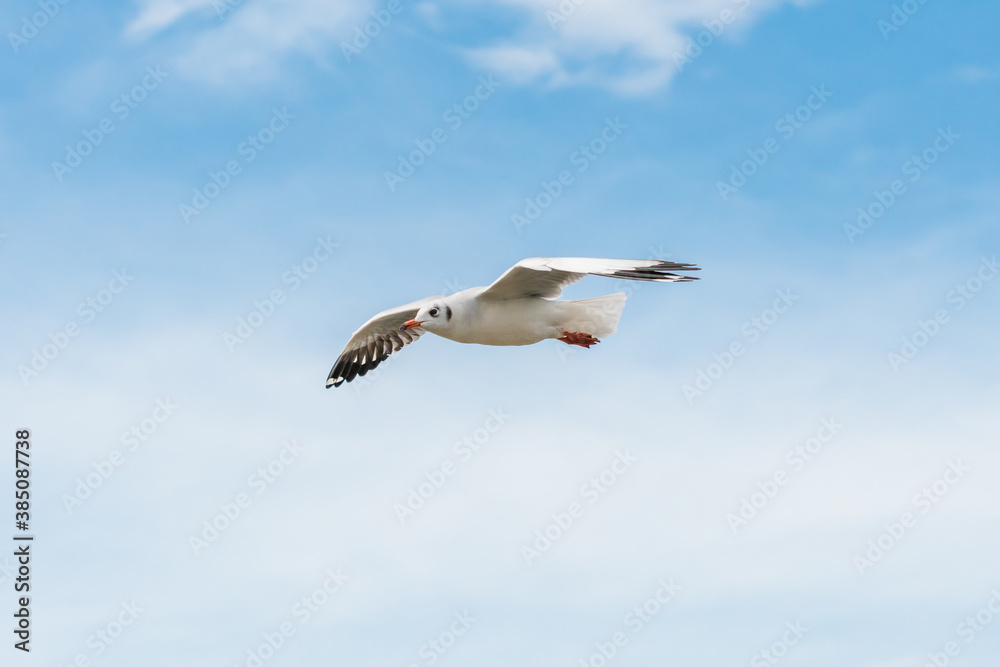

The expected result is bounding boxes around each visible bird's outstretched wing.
[479,257,700,300]
[326,296,440,388]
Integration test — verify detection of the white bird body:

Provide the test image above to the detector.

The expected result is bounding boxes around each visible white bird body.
[427,288,624,346]
[325,257,699,387]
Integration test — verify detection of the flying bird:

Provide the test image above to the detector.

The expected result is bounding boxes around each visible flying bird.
[326,257,699,388]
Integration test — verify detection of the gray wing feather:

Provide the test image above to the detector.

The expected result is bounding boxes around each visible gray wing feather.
[326,296,440,388]
[479,257,699,300]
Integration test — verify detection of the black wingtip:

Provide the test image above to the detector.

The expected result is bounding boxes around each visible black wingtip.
[608,260,701,284]
[651,260,700,281]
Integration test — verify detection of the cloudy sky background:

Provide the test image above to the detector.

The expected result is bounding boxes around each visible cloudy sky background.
[2,0,999,665]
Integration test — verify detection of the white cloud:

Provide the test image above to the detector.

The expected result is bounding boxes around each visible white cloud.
[458,0,818,94]
[124,0,815,92]
[126,0,218,38]
[8,223,1000,664]
[125,0,372,85]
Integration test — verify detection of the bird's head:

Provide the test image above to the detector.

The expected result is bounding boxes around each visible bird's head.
[401,301,453,332]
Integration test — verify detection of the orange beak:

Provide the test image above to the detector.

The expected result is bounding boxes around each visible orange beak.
[400,319,424,330]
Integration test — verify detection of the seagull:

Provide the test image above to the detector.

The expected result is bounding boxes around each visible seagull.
[326,257,700,388]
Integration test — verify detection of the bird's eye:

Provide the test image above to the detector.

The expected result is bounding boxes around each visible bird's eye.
[429,308,439,317]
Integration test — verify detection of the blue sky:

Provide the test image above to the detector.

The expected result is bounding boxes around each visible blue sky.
[2,0,999,665]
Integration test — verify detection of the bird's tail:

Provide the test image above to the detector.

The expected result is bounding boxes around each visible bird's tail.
[563,292,627,338]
